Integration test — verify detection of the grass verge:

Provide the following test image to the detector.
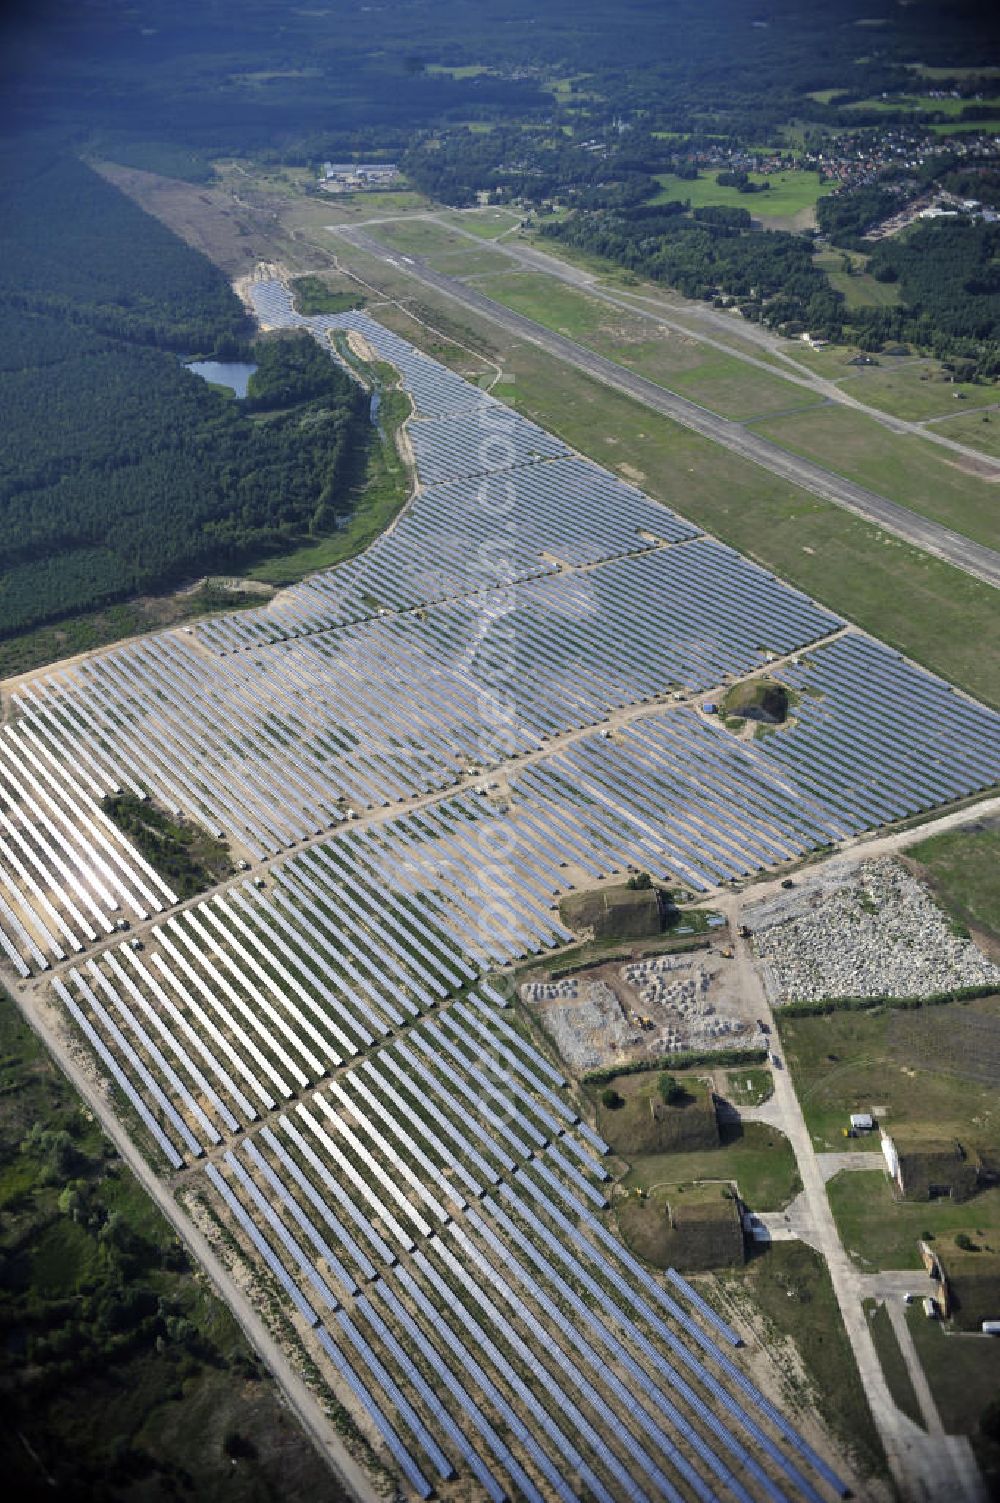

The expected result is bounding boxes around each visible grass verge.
[867,1300,924,1428]
[723,1243,888,1482]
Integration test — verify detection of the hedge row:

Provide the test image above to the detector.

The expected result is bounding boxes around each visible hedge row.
[584,1046,768,1086]
[779,984,998,1019]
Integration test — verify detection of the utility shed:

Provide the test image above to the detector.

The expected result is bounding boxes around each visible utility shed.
[850,1112,875,1131]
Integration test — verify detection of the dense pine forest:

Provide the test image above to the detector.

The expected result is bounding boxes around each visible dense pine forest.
[0,149,368,640]
[4,1,996,161]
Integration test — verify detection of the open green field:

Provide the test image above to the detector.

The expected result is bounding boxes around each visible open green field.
[330,241,1000,707]
[929,118,1000,136]
[605,284,796,372]
[751,403,1000,552]
[905,822,1000,950]
[308,186,433,226]
[722,1244,887,1481]
[777,997,1000,1152]
[423,245,522,276]
[909,1313,1000,1489]
[823,267,902,310]
[363,215,514,276]
[866,1300,924,1427]
[846,93,1000,116]
[463,266,825,420]
[909,65,1000,82]
[438,207,523,240]
[622,1121,800,1212]
[814,248,902,310]
[925,405,1000,457]
[652,170,834,219]
[827,1171,1000,1273]
[289,270,366,315]
[359,214,809,406]
[425,62,491,79]
[835,363,997,422]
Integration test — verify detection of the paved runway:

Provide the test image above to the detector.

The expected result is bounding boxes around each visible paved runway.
[335,226,1000,591]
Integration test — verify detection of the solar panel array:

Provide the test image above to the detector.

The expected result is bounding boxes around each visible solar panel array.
[200,285,705,653]
[1,286,998,1498]
[53,885,850,1502]
[0,701,175,975]
[0,540,841,900]
[758,634,1000,828]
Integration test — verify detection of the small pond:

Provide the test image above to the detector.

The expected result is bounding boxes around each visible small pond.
[184,360,258,398]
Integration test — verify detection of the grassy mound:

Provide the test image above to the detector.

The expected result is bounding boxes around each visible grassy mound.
[722,677,789,724]
[560,882,670,941]
[597,1075,719,1156]
[617,1182,744,1270]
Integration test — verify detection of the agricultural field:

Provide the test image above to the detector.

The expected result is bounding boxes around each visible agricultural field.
[845,93,1000,116]
[652,170,834,221]
[928,117,1000,135]
[750,403,1000,552]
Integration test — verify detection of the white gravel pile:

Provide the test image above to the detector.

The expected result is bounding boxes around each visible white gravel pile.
[521,979,579,1004]
[620,955,755,1052]
[540,980,642,1073]
[748,858,1000,1004]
